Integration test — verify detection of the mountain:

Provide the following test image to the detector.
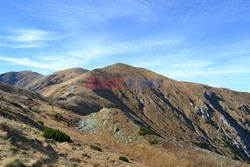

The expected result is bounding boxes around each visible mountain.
[0,63,250,166]
[26,68,88,91]
[0,68,88,91]
[0,71,43,89]
[34,63,250,161]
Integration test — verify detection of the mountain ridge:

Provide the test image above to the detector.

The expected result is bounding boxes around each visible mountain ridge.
[1,63,248,93]
[0,63,250,165]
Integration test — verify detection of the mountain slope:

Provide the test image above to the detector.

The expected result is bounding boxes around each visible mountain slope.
[0,68,88,91]
[26,67,88,91]
[0,63,250,165]
[0,71,43,89]
[0,82,147,166]
[0,82,248,166]
[33,63,250,162]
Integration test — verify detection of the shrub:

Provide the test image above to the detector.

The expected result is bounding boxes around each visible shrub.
[205,119,218,129]
[28,97,34,101]
[54,114,63,119]
[205,119,213,125]
[150,139,158,145]
[119,156,129,162]
[9,102,23,108]
[196,112,202,116]
[37,121,44,125]
[90,145,102,152]
[43,128,71,143]
[54,114,59,118]
[193,142,210,150]
[138,126,160,136]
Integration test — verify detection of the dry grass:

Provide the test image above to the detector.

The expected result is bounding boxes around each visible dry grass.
[1,157,26,167]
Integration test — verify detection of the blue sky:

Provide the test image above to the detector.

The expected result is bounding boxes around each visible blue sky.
[0,0,250,92]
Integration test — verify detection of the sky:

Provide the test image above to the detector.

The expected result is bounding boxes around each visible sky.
[0,0,250,92]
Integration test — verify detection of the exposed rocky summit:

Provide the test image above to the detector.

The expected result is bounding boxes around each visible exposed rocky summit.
[78,108,137,143]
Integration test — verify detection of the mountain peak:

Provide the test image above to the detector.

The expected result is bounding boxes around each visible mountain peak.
[53,67,88,75]
[108,63,134,68]
[0,71,43,88]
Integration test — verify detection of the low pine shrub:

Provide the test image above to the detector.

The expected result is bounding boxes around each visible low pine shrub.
[150,139,158,145]
[90,145,102,151]
[119,156,129,162]
[43,128,71,143]
[138,126,160,136]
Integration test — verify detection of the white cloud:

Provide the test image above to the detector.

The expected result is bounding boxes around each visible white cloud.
[0,55,82,71]
[1,29,60,42]
[161,67,250,79]
[0,29,61,48]
[0,43,47,48]
[65,38,180,59]
[0,56,55,70]
[0,38,179,71]
[14,0,153,29]
[109,39,179,53]
[173,60,215,68]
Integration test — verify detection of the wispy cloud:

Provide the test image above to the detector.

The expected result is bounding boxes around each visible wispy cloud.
[0,29,60,48]
[65,38,180,58]
[14,0,153,29]
[0,38,179,70]
[162,68,250,79]
[0,55,81,70]
[173,60,215,68]
[0,56,55,69]
[0,43,47,48]
[2,29,58,42]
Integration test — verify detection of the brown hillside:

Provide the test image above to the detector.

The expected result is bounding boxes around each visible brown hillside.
[29,63,250,163]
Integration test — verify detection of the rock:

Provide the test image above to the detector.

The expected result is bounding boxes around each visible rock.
[78,108,133,143]
[114,127,120,133]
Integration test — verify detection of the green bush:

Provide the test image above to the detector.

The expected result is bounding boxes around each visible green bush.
[37,121,44,125]
[205,119,218,129]
[119,156,129,162]
[205,119,213,125]
[193,142,210,150]
[43,128,71,143]
[9,102,23,108]
[54,114,59,118]
[196,112,202,116]
[150,139,158,145]
[28,97,34,101]
[90,145,102,152]
[138,126,160,136]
